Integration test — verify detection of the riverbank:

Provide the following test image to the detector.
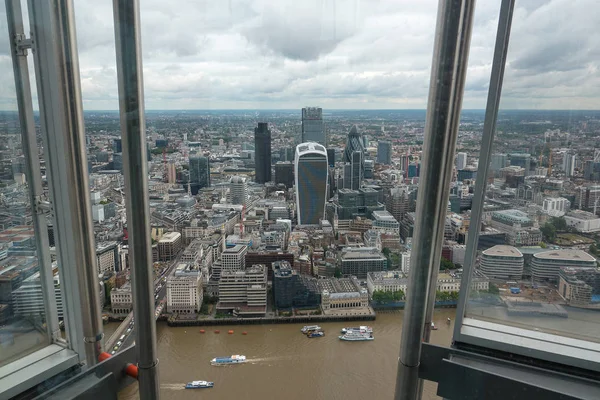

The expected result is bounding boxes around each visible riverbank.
[168,312,376,327]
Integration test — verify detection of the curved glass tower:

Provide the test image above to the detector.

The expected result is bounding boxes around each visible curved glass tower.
[295,142,328,225]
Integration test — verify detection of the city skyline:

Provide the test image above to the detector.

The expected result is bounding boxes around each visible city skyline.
[1,1,598,111]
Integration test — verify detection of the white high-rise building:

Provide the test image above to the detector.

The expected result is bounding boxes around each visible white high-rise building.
[295,142,328,225]
[563,153,576,177]
[456,152,468,170]
[229,176,248,206]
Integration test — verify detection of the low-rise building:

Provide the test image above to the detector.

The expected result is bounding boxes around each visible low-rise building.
[564,210,600,233]
[318,277,369,311]
[367,271,408,295]
[558,267,598,306]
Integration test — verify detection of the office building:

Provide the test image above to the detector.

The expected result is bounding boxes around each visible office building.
[367,271,409,295]
[343,125,365,174]
[272,261,321,309]
[490,209,542,246]
[96,241,121,275]
[564,210,600,233]
[479,245,524,280]
[364,159,374,179]
[229,176,248,206]
[542,197,570,217]
[490,153,508,171]
[333,188,384,220]
[112,152,123,171]
[510,153,531,174]
[377,141,392,165]
[327,148,336,167]
[558,267,600,306]
[12,272,64,318]
[254,122,272,184]
[456,152,467,170]
[111,283,133,317]
[563,153,576,177]
[158,232,182,261]
[222,244,248,271]
[318,277,369,311]
[339,247,387,278]
[112,138,122,153]
[584,160,600,181]
[189,156,210,194]
[372,210,400,234]
[274,161,294,188]
[167,265,202,314]
[343,150,363,190]
[216,264,267,316]
[301,107,325,145]
[531,249,596,282]
[295,142,328,225]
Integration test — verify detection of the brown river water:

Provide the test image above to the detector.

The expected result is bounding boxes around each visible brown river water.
[119,309,457,400]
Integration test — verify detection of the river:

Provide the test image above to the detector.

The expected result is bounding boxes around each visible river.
[119,309,456,400]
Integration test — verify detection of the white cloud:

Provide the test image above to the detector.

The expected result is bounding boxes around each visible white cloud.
[0,0,598,110]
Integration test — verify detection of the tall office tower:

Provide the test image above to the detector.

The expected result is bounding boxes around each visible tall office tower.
[510,153,531,174]
[113,138,122,153]
[343,125,365,164]
[364,159,374,179]
[295,142,328,225]
[229,176,248,206]
[254,122,272,184]
[563,153,576,177]
[327,148,336,168]
[274,161,294,188]
[377,141,392,164]
[301,107,325,145]
[490,153,508,171]
[189,156,210,195]
[342,150,363,190]
[166,161,176,184]
[456,152,468,170]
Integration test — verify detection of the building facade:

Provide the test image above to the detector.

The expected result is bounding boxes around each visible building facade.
[339,247,387,278]
[479,245,524,280]
[295,142,328,225]
[272,261,321,309]
[377,141,392,165]
[531,249,596,282]
[217,264,267,316]
[222,244,248,272]
[158,232,182,261]
[189,156,210,194]
[167,271,203,314]
[229,176,248,206]
[301,107,325,145]
[254,122,272,184]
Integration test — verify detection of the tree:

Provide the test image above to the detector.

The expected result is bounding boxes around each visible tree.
[540,241,547,248]
[540,222,556,242]
[488,283,500,295]
[439,257,454,271]
[551,217,567,232]
[334,267,342,278]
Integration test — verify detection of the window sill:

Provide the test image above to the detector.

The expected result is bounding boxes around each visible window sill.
[0,344,79,399]
[459,317,600,373]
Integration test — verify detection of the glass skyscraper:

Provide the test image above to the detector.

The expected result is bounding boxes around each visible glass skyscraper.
[254,122,272,184]
[295,142,328,225]
[301,107,325,145]
[189,156,210,194]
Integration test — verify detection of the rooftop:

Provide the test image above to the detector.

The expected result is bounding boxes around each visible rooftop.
[482,245,523,258]
[159,232,181,243]
[533,249,596,262]
[565,210,600,220]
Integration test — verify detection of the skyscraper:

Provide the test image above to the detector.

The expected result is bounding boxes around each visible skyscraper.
[229,176,248,206]
[189,156,210,194]
[295,142,328,225]
[490,153,508,171]
[274,161,294,188]
[377,141,392,164]
[301,107,325,145]
[113,138,122,153]
[343,125,365,164]
[563,153,576,177]
[343,150,363,190]
[254,122,272,184]
[326,148,336,168]
[456,152,467,170]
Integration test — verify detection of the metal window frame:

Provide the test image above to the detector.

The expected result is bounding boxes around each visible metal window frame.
[452,0,600,374]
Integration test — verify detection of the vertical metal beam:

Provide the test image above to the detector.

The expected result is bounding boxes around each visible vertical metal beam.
[5,0,60,343]
[394,1,476,399]
[453,0,516,341]
[112,0,160,398]
[27,0,104,366]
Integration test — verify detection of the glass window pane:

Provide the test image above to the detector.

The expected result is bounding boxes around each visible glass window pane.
[465,1,600,344]
[0,10,52,365]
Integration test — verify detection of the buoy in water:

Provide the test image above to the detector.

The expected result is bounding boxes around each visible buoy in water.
[214,330,220,334]
[242,331,248,335]
[228,330,234,334]
[200,329,205,334]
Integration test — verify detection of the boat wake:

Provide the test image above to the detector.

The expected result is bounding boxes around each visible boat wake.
[160,384,185,390]
[246,356,286,364]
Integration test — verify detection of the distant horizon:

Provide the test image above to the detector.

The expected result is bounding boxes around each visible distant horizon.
[3,108,599,113]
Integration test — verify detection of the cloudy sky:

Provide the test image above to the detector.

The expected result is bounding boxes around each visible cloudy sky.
[1,0,598,110]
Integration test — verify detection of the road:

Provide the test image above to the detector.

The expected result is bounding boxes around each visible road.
[105,252,182,352]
